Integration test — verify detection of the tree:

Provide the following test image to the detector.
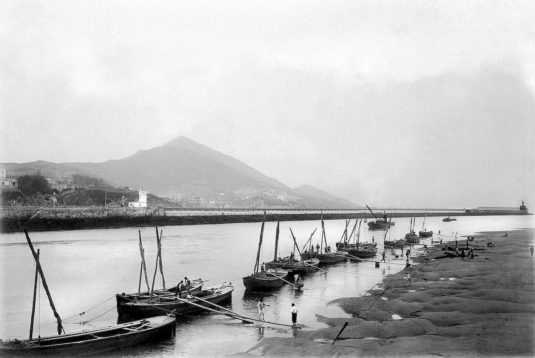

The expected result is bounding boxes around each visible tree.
[18,175,51,195]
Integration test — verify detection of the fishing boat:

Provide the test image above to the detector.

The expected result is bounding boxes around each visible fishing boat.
[117,284,234,322]
[243,221,288,290]
[0,230,176,356]
[314,216,347,264]
[264,223,320,274]
[116,279,203,307]
[366,205,395,230]
[116,229,203,308]
[418,215,433,237]
[0,316,176,356]
[338,219,377,258]
[265,257,320,274]
[405,217,420,244]
[442,217,457,222]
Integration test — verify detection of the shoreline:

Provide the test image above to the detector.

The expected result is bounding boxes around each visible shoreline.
[0,206,529,233]
[241,229,535,357]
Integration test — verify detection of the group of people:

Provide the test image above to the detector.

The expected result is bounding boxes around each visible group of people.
[456,247,474,260]
[257,298,299,326]
[175,276,192,298]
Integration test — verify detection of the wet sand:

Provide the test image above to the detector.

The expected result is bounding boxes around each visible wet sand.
[241,229,535,357]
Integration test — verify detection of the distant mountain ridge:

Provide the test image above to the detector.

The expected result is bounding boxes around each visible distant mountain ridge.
[1,136,357,208]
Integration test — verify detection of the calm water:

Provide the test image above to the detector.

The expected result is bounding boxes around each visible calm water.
[1,215,533,356]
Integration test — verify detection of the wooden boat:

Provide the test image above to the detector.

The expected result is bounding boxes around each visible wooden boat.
[384,239,405,248]
[117,228,203,308]
[442,217,457,222]
[337,219,377,259]
[243,221,288,291]
[366,205,395,230]
[312,215,347,264]
[0,316,176,356]
[242,269,288,291]
[0,230,176,356]
[264,225,320,274]
[116,279,203,307]
[265,258,320,274]
[404,218,420,244]
[117,284,234,321]
[418,215,433,237]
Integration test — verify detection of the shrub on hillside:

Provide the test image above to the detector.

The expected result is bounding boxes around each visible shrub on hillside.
[18,175,52,195]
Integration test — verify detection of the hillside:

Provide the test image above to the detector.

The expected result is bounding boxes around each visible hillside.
[1,137,356,208]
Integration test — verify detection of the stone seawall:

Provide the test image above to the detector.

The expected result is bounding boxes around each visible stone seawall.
[0,206,529,233]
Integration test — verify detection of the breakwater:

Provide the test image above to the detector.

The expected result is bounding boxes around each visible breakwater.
[0,206,528,233]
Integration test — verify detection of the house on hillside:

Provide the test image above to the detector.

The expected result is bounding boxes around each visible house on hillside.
[128,190,148,208]
[0,170,18,188]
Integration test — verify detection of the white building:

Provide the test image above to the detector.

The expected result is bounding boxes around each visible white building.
[128,190,148,208]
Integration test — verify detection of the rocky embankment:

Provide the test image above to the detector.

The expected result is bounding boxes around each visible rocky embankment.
[243,229,535,357]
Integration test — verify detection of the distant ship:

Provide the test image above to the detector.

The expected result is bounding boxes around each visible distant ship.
[365,205,395,230]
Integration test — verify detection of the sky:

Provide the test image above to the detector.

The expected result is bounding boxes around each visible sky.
[1,0,534,208]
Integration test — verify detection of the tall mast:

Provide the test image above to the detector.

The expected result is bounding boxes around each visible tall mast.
[138,231,151,297]
[29,249,39,340]
[320,214,326,253]
[273,221,280,261]
[24,230,64,335]
[365,205,379,220]
[253,221,265,274]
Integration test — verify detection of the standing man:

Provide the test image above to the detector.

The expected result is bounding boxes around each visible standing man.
[257,298,268,321]
[530,245,534,257]
[291,303,298,326]
[381,251,386,263]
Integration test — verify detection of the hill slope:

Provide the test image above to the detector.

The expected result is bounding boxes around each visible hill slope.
[1,137,356,208]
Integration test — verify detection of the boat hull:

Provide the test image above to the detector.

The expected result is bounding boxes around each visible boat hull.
[0,316,176,356]
[116,281,203,307]
[367,220,395,230]
[242,271,287,291]
[404,234,420,244]
[315,253,347,264]
[418,231,433,238]
[117,286,233,322]
[265,259,319,274]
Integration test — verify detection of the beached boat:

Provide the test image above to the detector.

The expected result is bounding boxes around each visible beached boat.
[418,215,433,237]
[0,230,176,356]
[442,217,457,222]
[242,269,288,291]
[117,229,204,308]
[265,224,320,274]
[243,221,288,290]
[404,218,420,244]
[337,219,377,259]
[116,279,203,307]
[117,284,234,321]
[0,316,176,356]
[384,239,406,248]
[366,205,395,230]
[265,257,320,274]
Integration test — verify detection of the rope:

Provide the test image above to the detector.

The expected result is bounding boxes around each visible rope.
[38,265,41,338]
[62,296,116,321]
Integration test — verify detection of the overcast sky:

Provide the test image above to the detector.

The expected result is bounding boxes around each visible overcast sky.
[1,0,534,207]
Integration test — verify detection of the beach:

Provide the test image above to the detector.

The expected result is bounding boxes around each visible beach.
[242,229,535,357]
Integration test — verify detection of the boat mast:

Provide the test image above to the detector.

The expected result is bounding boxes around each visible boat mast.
[253,221,265,274]
[150,227,166,295]
[273,221,280,261]
[347,220,358,245]
[301,228,317,253]
[320,214,326,253]
[138,231,151,297]
[24,230,64,335]
[29,249,39,340]
[366,205,379,221]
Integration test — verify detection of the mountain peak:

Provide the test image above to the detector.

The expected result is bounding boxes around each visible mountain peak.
[163,136,198,148]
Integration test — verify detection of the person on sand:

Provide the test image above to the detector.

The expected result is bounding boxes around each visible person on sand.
[291,303,298,326]
[530,245,534,257]
[460,248,465,260]
[381,251,386,263]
